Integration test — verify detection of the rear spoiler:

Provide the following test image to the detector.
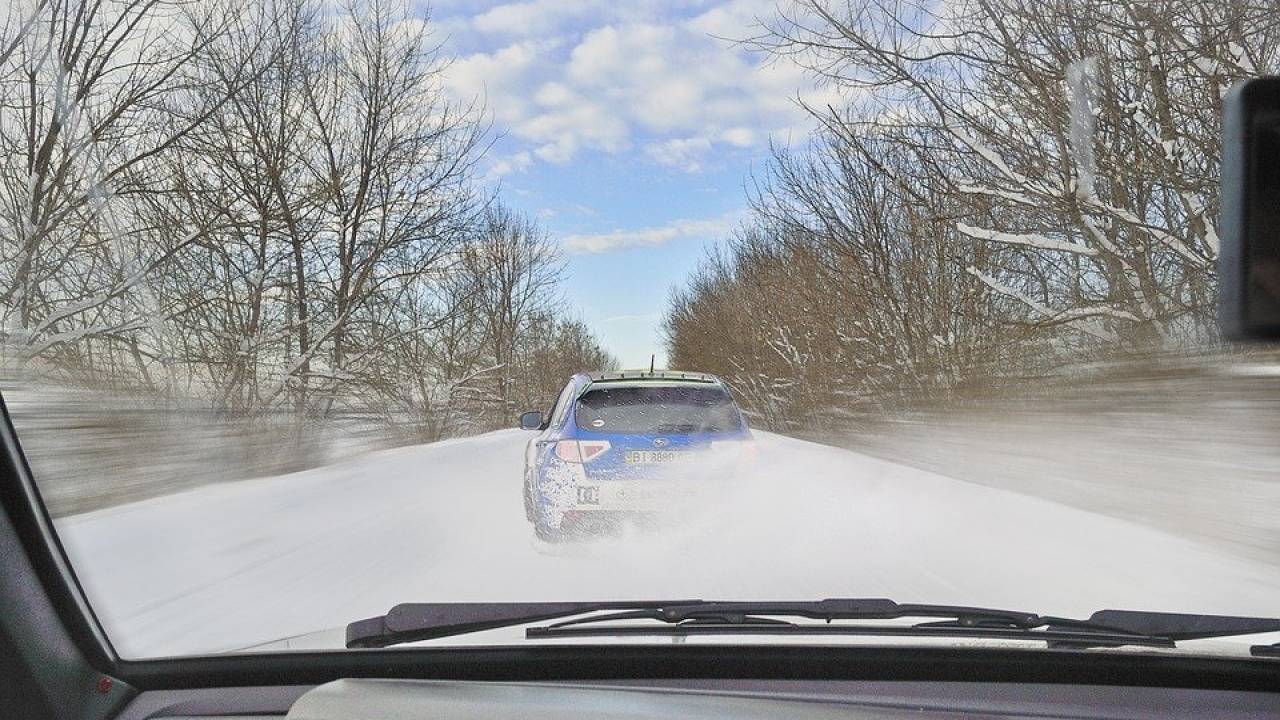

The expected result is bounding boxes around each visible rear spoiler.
[587,371,719,384]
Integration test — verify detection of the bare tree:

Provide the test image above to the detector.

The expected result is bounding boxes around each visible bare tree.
[294,0,482,409]
[0,0,251,375]
[666,0,1278,429]
[759,0,1280,347]
[0,0,617,455]
[460,205,563,424]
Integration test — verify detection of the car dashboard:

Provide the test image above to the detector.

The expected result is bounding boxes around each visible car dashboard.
[113,677,1280,719]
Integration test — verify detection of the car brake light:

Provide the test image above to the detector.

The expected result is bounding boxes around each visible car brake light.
[554,441,582,462]
[554,440,610,463]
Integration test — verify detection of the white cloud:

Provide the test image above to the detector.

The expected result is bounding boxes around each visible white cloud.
[523,99,629,162]
[488,150,533,177]
[645,127,759,172]
[645,136,714,172]
[561,213,739,254]
[443,41,546,125]
[721,126,757,147]
[473,0,608,38]
[440,2,834,171]
[686,0,778,39]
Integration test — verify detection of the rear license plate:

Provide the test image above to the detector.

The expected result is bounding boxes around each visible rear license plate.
[573,481,705,510]
[600,482,687,508]
[624,450,692,465]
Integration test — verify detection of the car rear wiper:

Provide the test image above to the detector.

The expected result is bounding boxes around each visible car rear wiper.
[346,598,1280,650]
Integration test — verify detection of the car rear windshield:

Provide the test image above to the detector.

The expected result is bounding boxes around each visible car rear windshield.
[575,385,744,434]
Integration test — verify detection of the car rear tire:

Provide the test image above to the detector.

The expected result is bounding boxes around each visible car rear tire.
[533,504,569,542]
[522,469,535,522]
[534,519,565,543]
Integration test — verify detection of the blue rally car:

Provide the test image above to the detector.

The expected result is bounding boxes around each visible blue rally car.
[520,370,754,542]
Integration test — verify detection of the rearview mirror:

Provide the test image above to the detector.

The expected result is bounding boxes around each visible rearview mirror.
[1221,77,1280,340]
[519,411,543,431]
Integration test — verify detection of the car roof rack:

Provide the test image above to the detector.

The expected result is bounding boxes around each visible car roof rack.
[585,370,720,384]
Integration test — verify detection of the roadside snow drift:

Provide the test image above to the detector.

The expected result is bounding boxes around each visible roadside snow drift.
[55,429,1280,657]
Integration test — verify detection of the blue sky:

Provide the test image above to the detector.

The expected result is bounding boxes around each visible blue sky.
[430,0,835,367]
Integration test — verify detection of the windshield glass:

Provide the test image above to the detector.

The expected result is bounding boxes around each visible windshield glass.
[3,0,1280,659]
[575,385,744,433]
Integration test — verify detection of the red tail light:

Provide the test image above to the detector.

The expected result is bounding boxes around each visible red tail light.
[579,441,610,461]
[554,441,582,462]
[554,440,610,463]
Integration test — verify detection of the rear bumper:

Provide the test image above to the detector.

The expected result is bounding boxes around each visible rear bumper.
[534,446,750,529]
[569,479,710,511]
[536,476,731,534]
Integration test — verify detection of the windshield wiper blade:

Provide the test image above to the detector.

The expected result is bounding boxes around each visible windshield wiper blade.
[527,623,1178,648]
[523,600,1171,648]
[549,607,1280,650]
[347,598,1042,648]
[346,599,1280,650]
[347,600,700,648]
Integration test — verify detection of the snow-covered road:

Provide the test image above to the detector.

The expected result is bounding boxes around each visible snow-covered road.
[55,429,1280,657]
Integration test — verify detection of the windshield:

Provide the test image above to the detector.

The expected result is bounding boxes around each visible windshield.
[3,0,1280,660]
[575,385,744,433]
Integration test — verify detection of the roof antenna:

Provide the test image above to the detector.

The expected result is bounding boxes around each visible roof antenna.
[649,354,655,373]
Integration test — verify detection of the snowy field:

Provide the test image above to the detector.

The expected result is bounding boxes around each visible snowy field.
[55,429,1280,658]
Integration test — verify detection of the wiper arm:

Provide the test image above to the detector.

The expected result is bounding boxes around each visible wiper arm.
[1086,609,1280,641]
[1252,642,1280,658]
[347,599,1280,650]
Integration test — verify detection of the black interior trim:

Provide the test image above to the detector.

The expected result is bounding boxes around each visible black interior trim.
[114,645,1280,692]
[0,392,118,672]
[0,392,135,719]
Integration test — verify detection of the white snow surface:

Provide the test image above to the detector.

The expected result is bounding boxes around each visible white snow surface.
[55,429,1280,658]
